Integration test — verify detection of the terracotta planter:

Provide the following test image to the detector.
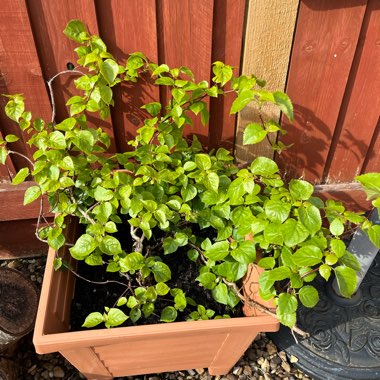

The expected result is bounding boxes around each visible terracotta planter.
[33,225,279,379]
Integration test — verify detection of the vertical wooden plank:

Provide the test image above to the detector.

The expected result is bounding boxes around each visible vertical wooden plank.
[0,1,51,170]
[157,0,214,147]
[26,0,117,152]
[277,0,367,183]
[235,0,299,163]
[324,0,380,182]
[95,0,159,152]
[208,0,246,152]
[362,118,380,173]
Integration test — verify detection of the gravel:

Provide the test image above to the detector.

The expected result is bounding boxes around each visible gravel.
[0,256,313,380]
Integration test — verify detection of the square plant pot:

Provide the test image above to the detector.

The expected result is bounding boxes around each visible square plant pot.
[33,223,279,379]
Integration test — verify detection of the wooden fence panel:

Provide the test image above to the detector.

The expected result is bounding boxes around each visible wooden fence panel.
[208,0,246,151]
[95,0,160,152]
[277,0,367,183]
[0,0,52,172]
[324,0,380,182]
[157,0,214,146]
[27,0,117,151]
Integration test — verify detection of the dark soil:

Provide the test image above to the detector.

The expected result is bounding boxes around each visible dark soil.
[70,226,242,331]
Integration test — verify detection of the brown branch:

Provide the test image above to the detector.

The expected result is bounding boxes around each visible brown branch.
[223,279,310,339]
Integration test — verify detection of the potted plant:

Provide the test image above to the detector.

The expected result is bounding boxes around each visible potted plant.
[1,20,379,379]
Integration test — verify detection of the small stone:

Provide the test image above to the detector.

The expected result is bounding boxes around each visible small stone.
[41,370,50,379]
[281,361,291,373]
[226,374,238,380]
[245,348,257,361]
[266,342,277,356]
[187,370,196,376]
[52,366,65,378]
[232,366,242,376]
[270,358,279,371]
[196,368,205,375]
[278,351,287,361]
[260,358,270,372]
[264,374,271,380]
[290,355,298,363]
[148,377,161,380]
[243,365,252,376]
[257,357,265,366]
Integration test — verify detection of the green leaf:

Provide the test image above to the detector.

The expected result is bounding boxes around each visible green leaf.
[299,285,319,307]
[267,266,291,281]
[160,306,177,322]
[156,282,170,296]
[94,186,114,202]
[100,59,119,84]
[5,134,19,143]
[141,102,161,116]
[230,88,253,114]
[24,185,41,205]
[368,225,380,248]
[231,240,256,264]
[273,91,294,121]
[85,253,103,266]
[12,167,29,185]
[250,157,279,176]
[211,283,229,305]
[289,179,314,201]
[121,252,145,271]
[277,293,298,314]
[292,246,322,266]
[82,312,104,328]
[99,236,122,255]
[69,234,97,259]
[330,239,346,258]
[53,258,62,270]
[334,266,357,298]
[258,257,275,269]
[195,154,211,170]
[277,312,296,328]
[340,250,361,271]
[163,237,179,254]
[299,204,322,235]
[151,261,171,282]
[106,308,128,327]
[190,101,205,115]
[49,131,66,149]
[319,264,331,281]
[5,95,24,122]
[212,61,233,86]
[265,200,291,224]
[0,147,8,164]
[129,307,142,323]
[196,272,217,290]
[227,178,245,205]
[356,173,380,201]
[204,241,229,261]
[74,130,95,153]
[64,20,87,43]
[243,123,268,145]
[330,218,344,236]
[155,77,174,86]
[204,172,219,192]
[99,86,113,105]
[181,184,197,202]
[282,219,309,247]
[142,302,155,318]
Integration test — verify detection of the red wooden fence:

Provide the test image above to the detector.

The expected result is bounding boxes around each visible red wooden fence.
[0,0,379,257]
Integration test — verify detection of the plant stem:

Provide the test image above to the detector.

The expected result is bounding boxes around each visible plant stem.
[46,69,85,124]
[223,279,310,339]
